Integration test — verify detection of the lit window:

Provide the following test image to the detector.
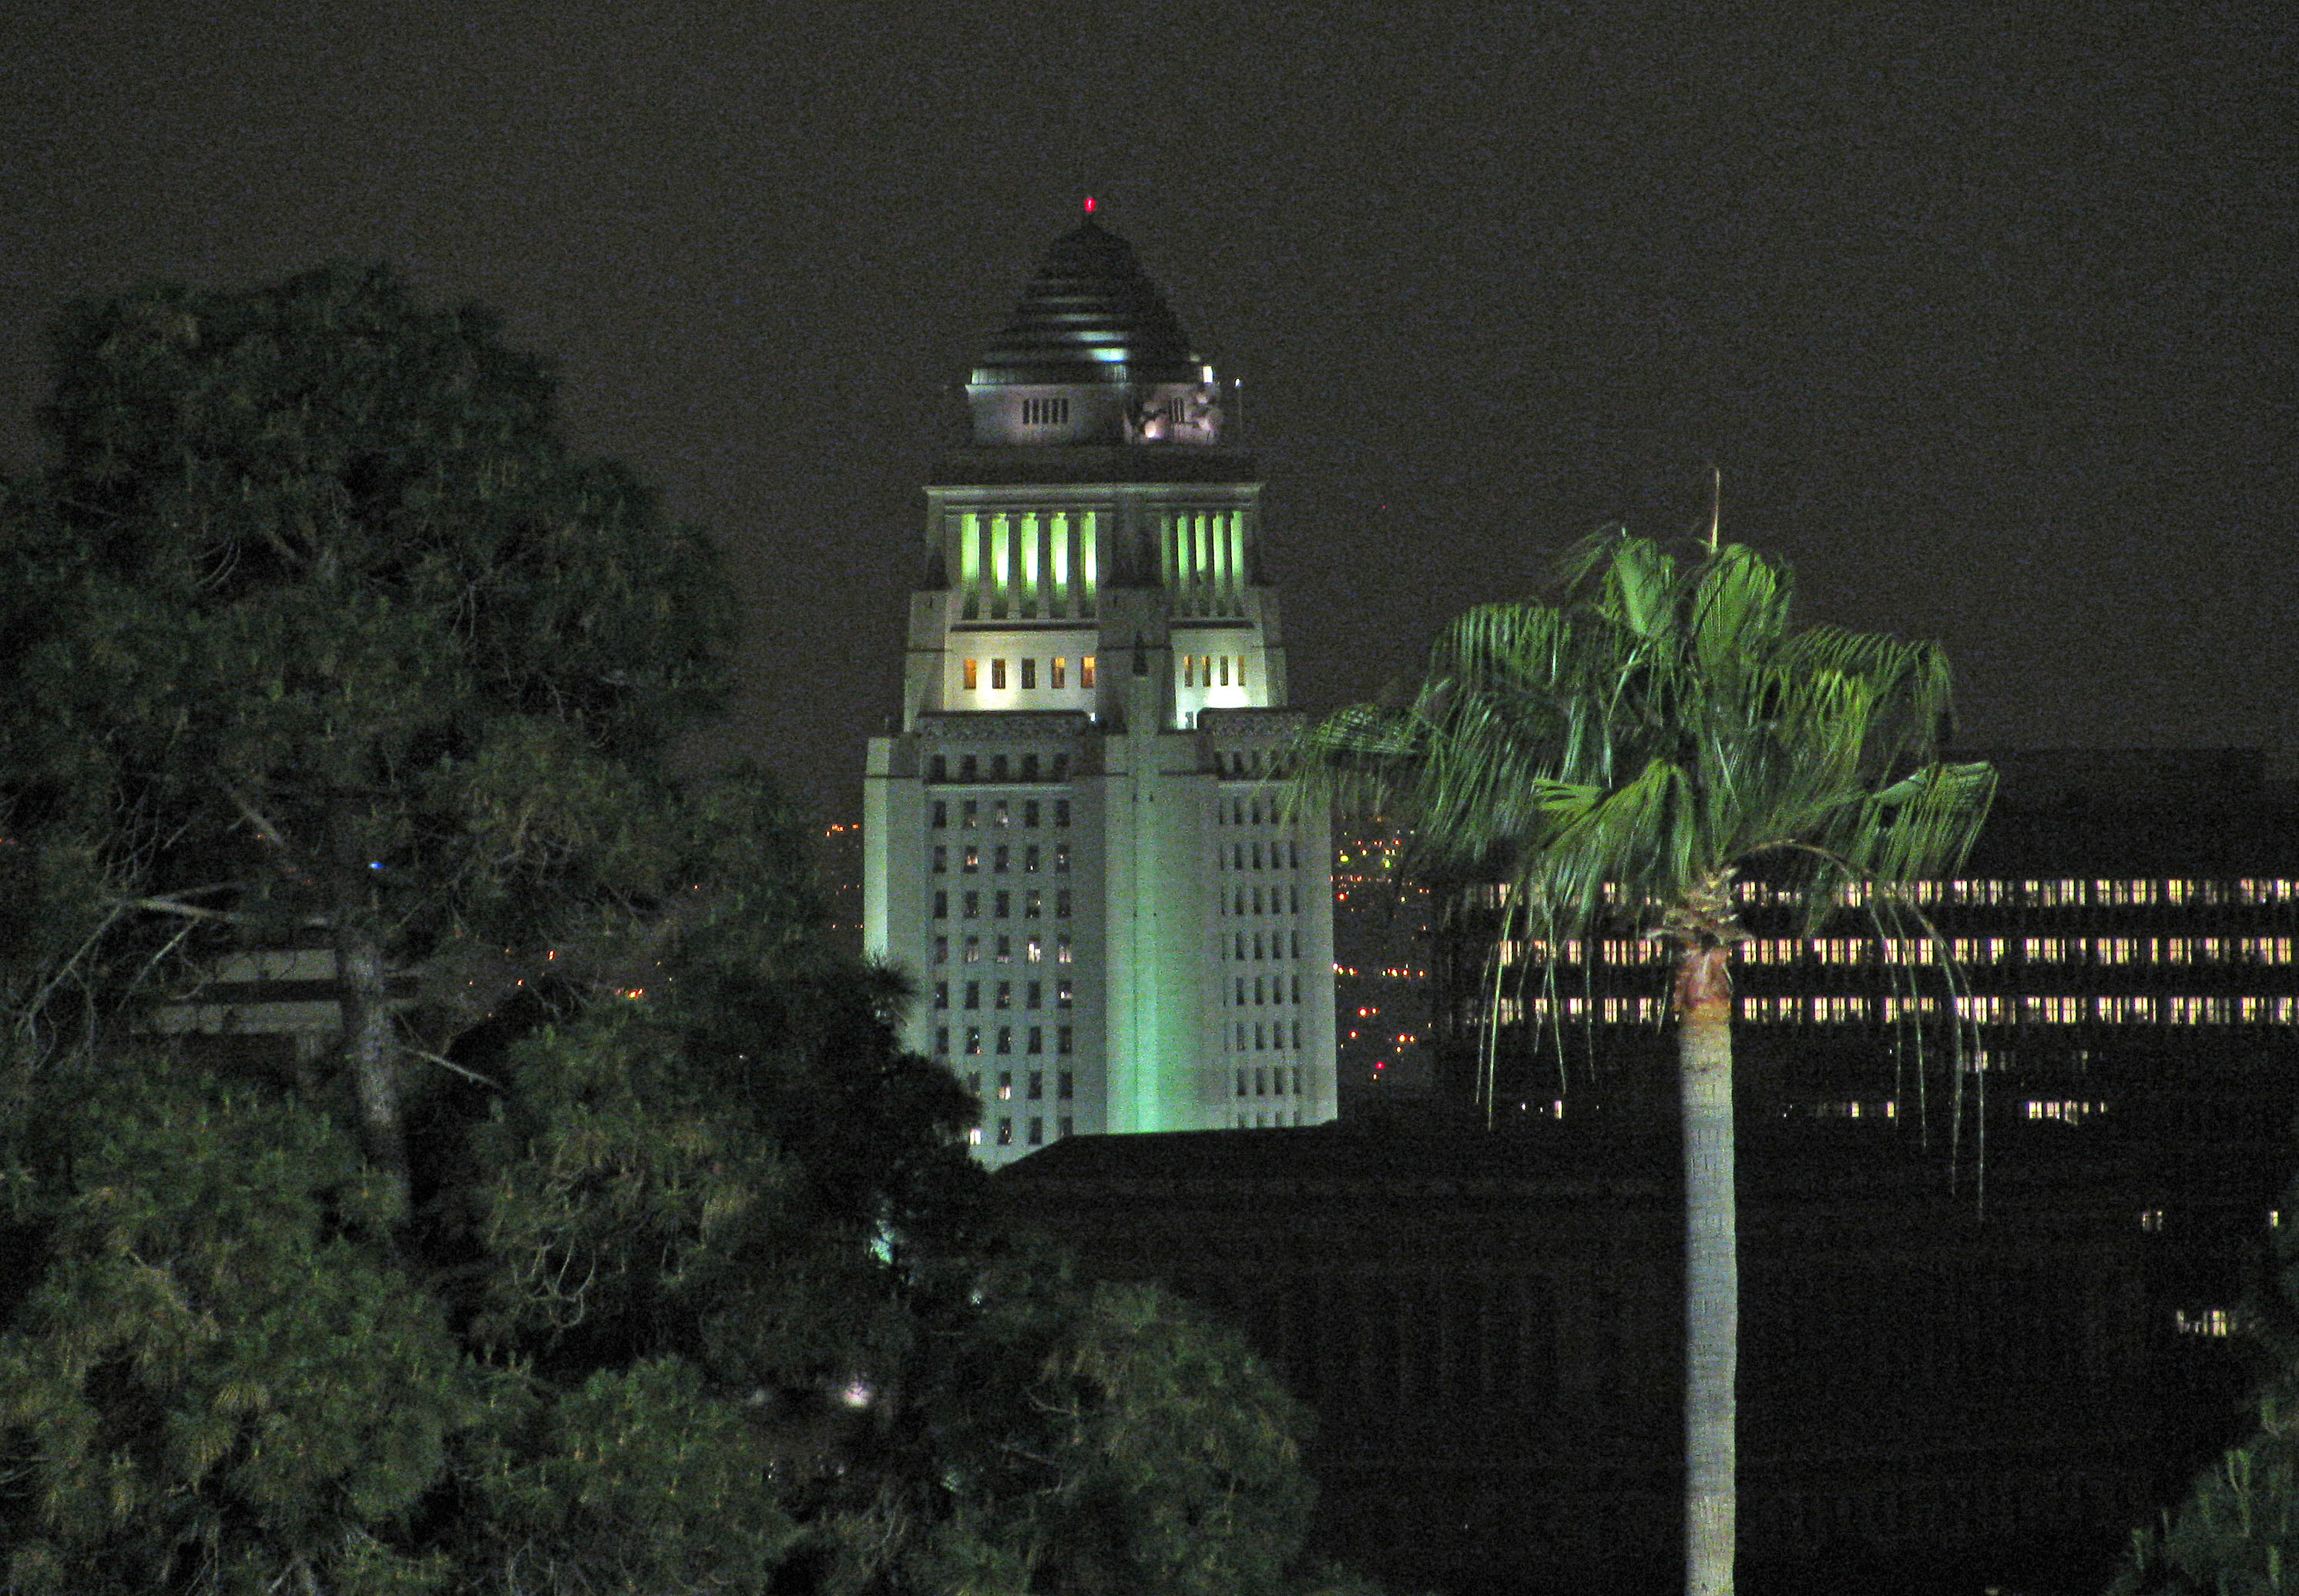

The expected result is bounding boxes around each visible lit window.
[964,936,981,963]
[996,1118,1012,1145]
[1237,655,1247,688]
[963,659,979,691]
[1220,656,1230,686]
[1183,655,1195,687]
[1021,658,1036,689]
[1082,656,1096,688]
[965,1027,982,1054]
[997,1071,1012,1100]
[1052,657,1067,689]
[1026,937,1043,962]
[968,1126,982,1145]
[962,800,978,827]
[1054,845,1070,873]
[1057,981,1073,1009]
[1056,936,1072,964]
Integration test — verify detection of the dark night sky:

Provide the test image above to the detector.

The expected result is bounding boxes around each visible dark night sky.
[4,1,2292,824]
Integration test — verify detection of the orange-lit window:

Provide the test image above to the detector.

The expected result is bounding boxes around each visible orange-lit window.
[962,659,979,691]
[1183,655,1194,687]
[1052,656,1068,688]
[1082,655,1096,688]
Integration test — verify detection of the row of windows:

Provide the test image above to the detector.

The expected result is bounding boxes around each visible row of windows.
[1224,840,1302,870]
[933,796,1071,827]
[1180,654,1246,689]
[935,934,1073,965]
[1470,877,2299,912]
[1221,797,1290,826]
[1228,886,1304,916]
[1513,934,2299,969]
[968,1069,1073,1101]
[1234,975,1303,1005]
[1237,1109,1303,1128]
[961,656,1096,692]
[973,1115,1071,1147]
[933,843,1069,873]
[1717,994,2299,1026]
[936,1024,1075,1055]
[935,979,1074,1011]
[933,889,1072,919]
[1237,1020,1304,1051]
[1238,1065,1302,1097]
[929,756,1073,787]
[1019,397,1071,427]
[1232,930,1303,960]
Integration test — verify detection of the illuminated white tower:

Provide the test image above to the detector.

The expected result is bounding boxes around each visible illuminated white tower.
[864,206,1338,1168]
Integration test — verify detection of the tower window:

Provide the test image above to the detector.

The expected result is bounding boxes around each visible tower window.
[997,1071,1012,1100]
[961,756,979,782]
[934,1028,949,1054]
[1024,800,1041,827]
[966,1027,982,1055]
[1056,936,1072,964]
[1028,1026,1043,1054]
[963,892,979,917]
[996,1027,1012,1054]
[1026,937,1043,962]
[995,891,1012,917]
[996,934,1012,963]
[990,659,1007,690]
[962,800,978,826]
[1055,890,1072,917]
[963,659,979,691]
[932,892,948,919]
[933,981,949,1010]
[1022,753,1039,780]
[1054,800,1071,826]
[1027,981,1042,1008]
[995,981,1012,1009]
[1025,845,1041,872]
[1220,656,1230,686]
[1183,656,1194,688]
[1052,657,1067,689]
[993,846,1009,873]
[1028,1071,1044,1101]
[962,847,978,872]
[930,756,948,782]
[1056,1026,1074,1054]
[964,982,980,1010]
[931,801,948,828]
[1021,659,1036,689]
[1054,845,1070,873]
[1057,1071,1073,1099]
[1081,656,1096,689]
[932,937,948,964]
[1056,981,1073,1009]
[1025,889,1042,918]
[1052,753,1070,780]
[1059,1116,1072,1138]
[932,847,948,873]
[1028,1116,1043,1146]
[996,1118,1012,1145]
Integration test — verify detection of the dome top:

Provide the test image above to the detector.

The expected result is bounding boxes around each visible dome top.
[969,220,1210,387]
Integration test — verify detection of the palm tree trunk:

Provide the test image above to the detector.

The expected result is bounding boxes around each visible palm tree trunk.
[334,915,408,1210]
[1677,940,1736,1596]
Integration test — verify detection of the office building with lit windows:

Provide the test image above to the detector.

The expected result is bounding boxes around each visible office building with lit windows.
[1426,747,2299,1129]
[862,212,1337,1167]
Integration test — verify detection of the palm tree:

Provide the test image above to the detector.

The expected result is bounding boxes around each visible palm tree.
[1293,527,1994,1596]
